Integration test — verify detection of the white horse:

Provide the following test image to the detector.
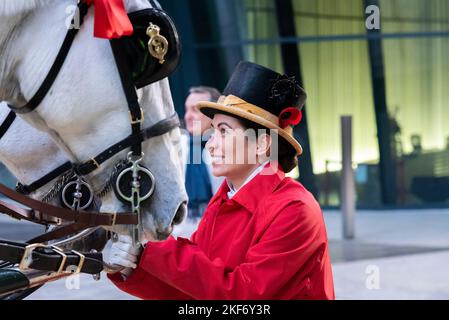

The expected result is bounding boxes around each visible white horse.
[0,0,188,242]
[0,103,111,252]
[0,105,67,201]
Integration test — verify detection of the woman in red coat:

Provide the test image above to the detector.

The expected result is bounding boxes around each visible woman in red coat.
[107,61,335,300]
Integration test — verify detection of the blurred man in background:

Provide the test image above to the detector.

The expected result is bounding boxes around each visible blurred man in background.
[173,86,223,237]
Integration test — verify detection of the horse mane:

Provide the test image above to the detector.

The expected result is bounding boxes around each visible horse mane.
[0,0,53,16]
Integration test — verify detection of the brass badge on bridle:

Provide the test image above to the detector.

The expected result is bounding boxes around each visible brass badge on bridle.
[146,23,169,64]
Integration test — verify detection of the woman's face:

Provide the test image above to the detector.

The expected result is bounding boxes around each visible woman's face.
[206,114,262,180]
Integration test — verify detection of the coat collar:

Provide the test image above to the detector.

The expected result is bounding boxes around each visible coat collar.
[215,161,285,213]
[226,160,270,199]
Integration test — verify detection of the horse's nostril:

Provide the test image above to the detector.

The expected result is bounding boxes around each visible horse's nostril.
[172,201,187,226]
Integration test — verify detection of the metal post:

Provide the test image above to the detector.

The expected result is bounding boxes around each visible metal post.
[341,116,355,239]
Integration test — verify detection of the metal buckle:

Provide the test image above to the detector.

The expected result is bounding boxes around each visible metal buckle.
[129,108,144,124]
[19,243,48,270]
[70,250,85,274]
[111,212,117,227]
[90,158,100,169]
[51,246,68,273]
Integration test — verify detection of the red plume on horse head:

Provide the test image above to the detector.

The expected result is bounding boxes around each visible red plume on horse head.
[84,0,134,39]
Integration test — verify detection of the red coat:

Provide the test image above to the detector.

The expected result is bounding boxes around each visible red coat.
[109,164,335,300]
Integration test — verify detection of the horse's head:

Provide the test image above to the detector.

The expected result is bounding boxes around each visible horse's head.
[95,79,189,241]
[0,0,188,242]
[0,103,110,252]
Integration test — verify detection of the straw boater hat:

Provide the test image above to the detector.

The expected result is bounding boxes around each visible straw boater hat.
[197,61,307,156]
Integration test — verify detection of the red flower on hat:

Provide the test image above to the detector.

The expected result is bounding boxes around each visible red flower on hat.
[279,107,302,129]
[84,0,133,39]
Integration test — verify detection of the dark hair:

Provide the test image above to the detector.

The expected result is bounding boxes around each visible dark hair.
[189,86,222,102]
[237,118,298,173]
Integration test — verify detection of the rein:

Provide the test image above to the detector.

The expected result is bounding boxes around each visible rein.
[0,0,181,295]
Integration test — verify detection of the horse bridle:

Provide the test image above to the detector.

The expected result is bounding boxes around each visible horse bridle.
[0,0,181,279]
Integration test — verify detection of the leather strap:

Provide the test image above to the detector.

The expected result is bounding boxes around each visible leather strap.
[0,240,104,275]
[0,184,137,227]
[7,2,89,115]
[76,113,180,175]
[16,112,179,192]
[7,113,180,242]
[28,223,95,244]
[0,269,29,297]
[0,111,16,140]
[0,200,53,226]
[110,38,143,156]
[8,1,180,198]
[1,1,180,249]
[16,162,73,195]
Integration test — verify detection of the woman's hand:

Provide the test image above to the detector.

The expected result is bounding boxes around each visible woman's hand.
[104,234,143,277]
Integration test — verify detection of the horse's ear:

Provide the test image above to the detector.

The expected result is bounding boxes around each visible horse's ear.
[123,8,182,88]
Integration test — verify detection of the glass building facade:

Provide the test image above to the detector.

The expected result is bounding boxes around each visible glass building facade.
[160,0,449,208]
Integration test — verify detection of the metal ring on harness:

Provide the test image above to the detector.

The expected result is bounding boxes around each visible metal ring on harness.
[113,152,155,245]
[113,153,155,205]
[60,176,94,211]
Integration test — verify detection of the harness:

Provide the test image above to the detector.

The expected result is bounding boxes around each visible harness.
[0,0,182,295]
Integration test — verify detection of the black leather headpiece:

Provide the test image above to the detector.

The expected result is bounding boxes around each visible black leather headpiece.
[123,7,181,88]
